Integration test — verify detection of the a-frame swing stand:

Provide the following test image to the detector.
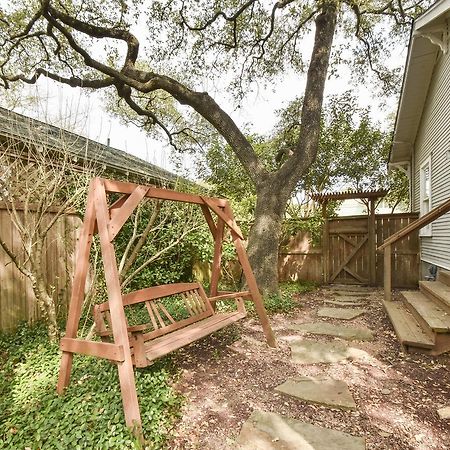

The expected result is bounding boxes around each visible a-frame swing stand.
[57,177,276,433]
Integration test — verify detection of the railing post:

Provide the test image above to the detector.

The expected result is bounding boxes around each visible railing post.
[384,244,392,301]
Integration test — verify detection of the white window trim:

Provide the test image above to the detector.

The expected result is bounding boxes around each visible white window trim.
[419,156,432,237]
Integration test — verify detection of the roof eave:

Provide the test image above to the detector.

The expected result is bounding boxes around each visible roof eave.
[390,0,450,165]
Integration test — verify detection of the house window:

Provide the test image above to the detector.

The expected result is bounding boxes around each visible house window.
[420,157,432,236]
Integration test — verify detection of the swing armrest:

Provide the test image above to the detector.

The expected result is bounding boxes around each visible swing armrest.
[208,291,252,302]
[127,323,152,333]
[208,291,250,314]
[95,323,152,337]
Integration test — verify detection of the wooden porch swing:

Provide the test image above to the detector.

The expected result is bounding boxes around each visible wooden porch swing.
[56,177,276,433]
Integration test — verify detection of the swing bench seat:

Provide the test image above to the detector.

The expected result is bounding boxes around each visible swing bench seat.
[93,282,249,367]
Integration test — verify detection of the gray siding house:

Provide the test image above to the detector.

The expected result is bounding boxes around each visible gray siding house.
[390,0,450,276]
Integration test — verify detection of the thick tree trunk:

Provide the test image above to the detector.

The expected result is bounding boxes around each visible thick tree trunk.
[248,3,338,294]
[247,180,291,294]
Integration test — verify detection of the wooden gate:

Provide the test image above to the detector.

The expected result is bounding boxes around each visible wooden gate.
[327,217,370,284]
[322,213,420,286]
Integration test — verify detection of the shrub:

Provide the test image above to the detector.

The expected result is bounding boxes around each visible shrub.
[244,281,317,315]
[0,323,182,449]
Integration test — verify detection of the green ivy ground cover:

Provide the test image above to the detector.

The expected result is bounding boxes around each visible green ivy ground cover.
[0,324,183,449]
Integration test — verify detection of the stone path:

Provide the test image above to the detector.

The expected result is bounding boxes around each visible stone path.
[237,285,375,449]
[275,376,357,410]
[331,290,369,297]
[291,322,374,341]
[290,338,370,364]
[324,299,366,307]
[317,306,366,320]
[237,410,365,450]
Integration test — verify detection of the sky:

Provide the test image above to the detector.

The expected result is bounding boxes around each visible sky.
[8,64,401,178]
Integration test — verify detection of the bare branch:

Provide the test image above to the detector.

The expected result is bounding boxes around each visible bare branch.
[121,224,201,289]
[0,233,32,278]
[119,200,162,278]
[46,4,140,66]
[179,0,258,32]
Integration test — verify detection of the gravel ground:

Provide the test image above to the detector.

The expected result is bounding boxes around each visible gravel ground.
[167,287,450,449]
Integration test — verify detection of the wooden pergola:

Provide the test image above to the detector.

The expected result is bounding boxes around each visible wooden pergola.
[311,190,387,285]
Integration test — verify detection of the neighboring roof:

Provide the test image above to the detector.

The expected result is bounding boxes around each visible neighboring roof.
[0,106,179,185]
[390,0,450,164]
[311,189,388,203]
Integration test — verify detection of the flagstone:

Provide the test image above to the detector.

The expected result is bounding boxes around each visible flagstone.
[331,290,370,297]
[437,406,450,419]
[327,294,366,300]
[275,376,356,410]
[324,299,366,307]
[328,285,370,292]
[237,410,365,450]
[317,307,366,320]
[291,322,374,341]
[289,339,370,364]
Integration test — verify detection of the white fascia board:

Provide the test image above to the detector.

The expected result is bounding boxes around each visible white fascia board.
[391,2,450,164]
[415,0,450,30]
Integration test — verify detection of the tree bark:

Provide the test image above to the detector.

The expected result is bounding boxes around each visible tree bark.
[33,278,59,341]
[31,238,59,341]
[248,3,338,293]
[247,178,291,294]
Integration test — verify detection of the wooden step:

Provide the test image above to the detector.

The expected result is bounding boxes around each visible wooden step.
[437,270,450,287]
[401,291,450,333]
[419,281,450,314]
[382,301,434,349]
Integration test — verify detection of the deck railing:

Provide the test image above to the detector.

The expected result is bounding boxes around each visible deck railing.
[377,197,450,300]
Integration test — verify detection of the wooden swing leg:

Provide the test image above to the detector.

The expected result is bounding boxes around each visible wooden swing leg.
[233,235,277,348]
[94,179,143,433]
[223,204,277,348]
[57,183,97,393]
[117,361,143,435]
[210,219,225,298]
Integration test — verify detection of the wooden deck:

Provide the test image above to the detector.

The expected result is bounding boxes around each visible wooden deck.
[438,270,450,286]
[420,280,450,313]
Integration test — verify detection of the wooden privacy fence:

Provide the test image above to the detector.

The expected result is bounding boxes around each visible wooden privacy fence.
[0,203,81,331]
[1,208,419,332]
[279,213,420,288]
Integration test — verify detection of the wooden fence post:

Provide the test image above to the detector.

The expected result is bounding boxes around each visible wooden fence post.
[384,244,392,301]
[368,199,376,286]
[322,201,330,284]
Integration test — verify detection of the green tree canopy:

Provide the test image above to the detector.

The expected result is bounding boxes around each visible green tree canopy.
[200,92,407,218]
[0,0,426,291]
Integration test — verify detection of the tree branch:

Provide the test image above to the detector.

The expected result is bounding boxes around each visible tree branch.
[279,2,338,189]
[121,225,200,289]
[0,232,33,279]
[120,200,162,278]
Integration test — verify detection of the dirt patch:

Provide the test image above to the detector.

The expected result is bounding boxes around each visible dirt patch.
[166,287,450,449]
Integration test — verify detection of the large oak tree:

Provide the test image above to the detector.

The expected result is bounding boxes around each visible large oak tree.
[0,0,427,293]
